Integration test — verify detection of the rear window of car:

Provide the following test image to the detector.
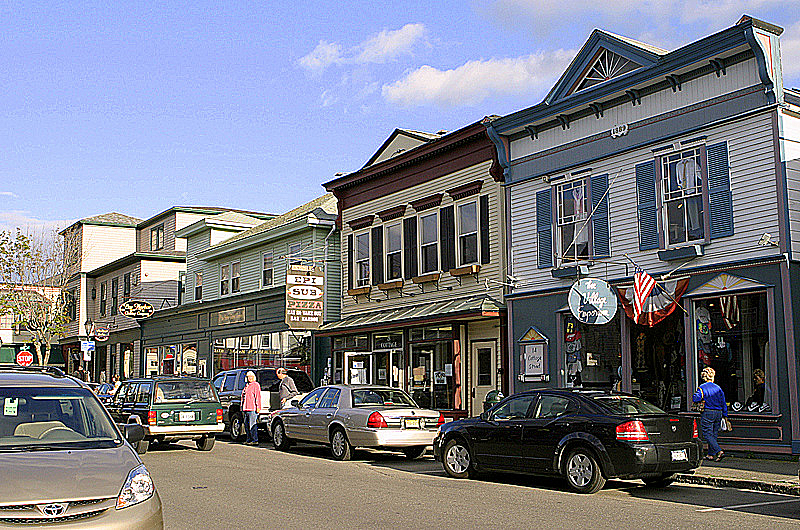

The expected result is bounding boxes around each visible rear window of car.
[154,380,218,404]
[592,396,665,415]
[352,388,417,407]
[289,371,314,393]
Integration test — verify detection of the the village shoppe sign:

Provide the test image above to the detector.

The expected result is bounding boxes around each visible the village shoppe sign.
[568,278,618,325]
[119,300,155,319]
[285,265,324,329]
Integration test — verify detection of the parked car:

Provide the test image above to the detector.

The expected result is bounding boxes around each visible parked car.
[433,389,702,493]
[107,376,224,454]
[271,385,444,460]
[96,382,116,404]
[0,364,163,528]
[212,367,314,441]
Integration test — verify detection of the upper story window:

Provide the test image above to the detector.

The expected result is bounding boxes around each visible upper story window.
[195,271,202,301]
[288,243,302,267]
[661,148,705,246]
[457,201,478,266]
[385,223,402,281]
[65,290,77,321]
[220,264,230,295]
[99,282,107,317]
[355,232,370,287]
[123,272,131,300]
[231,261,240,293]
[262,251,273,287]
[150,224,164,251]
[111,277,119,316]
[556,178,590,263]
[419,212,438,274]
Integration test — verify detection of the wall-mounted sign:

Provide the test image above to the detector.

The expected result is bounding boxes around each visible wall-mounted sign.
[610,123,629,138]
[93,325,110,342]
[568,278,618,325]
[210,307,246,327]
[119,300,155,319]
[286,265,324,330]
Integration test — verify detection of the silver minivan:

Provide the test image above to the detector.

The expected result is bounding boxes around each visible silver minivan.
[0,366,163,528]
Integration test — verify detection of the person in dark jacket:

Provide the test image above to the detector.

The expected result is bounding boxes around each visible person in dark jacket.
[693,366,728,461]
[277,368,300,406]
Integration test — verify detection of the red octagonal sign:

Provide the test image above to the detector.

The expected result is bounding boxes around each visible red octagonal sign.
[16,350,33,367]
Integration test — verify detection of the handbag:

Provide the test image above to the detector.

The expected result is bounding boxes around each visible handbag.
[720,417,732,432]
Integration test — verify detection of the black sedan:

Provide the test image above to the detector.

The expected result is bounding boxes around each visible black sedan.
[433,389,702,493]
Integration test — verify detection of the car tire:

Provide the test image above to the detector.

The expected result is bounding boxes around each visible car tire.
[230,412,245,442]
[442,438,475,479]
[564,447,606,494]
[402,446,427,460]
[195,435,215,451]
[134,439,149,455]
[272,421,291,451]
[643,473,676,487]
[330,428,352,461]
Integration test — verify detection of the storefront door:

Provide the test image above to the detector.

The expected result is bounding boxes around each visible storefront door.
[373,350,403,388]
[410,347,433,408]
[345,352,372,384]
[470,342,496,414]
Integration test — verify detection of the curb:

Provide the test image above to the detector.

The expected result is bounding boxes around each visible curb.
[676,473,800,496]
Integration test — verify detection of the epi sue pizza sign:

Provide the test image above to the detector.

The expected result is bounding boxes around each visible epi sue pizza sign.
[285,265,325,330]
[568,278,618,325]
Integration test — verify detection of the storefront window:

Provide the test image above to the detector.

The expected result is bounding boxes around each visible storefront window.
[409,326,457,410]
[562,313,621,390]
[694,292,771,413]
[211,332,311,377]
[630,310,685,411]
[145,348,159,377]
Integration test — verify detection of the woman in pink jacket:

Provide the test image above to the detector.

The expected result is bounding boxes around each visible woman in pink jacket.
[241,371,262,445]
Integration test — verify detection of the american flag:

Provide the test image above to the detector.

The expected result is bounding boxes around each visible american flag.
[633,267,657,324]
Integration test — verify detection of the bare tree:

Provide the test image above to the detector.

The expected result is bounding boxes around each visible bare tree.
[0,228,77,365]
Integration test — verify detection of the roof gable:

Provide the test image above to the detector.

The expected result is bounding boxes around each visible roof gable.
[545,29,666,104]
[363,129,444,167]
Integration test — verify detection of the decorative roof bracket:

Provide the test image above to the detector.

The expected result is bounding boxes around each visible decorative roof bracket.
[709,58,727,77]
[588,103,604,119]
[524,125,539,140]
[625,89,641,106]
[556,115,570,130]
[665,74,682,92]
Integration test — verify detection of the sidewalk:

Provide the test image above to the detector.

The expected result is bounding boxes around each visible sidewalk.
[676,455,800,495]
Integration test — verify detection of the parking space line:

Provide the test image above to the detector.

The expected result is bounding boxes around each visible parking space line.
[696,498,800,512]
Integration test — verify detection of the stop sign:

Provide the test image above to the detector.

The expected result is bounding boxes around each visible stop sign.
[16,350,33,367]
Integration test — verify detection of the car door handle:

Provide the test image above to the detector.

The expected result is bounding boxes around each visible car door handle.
[326,414,333,418]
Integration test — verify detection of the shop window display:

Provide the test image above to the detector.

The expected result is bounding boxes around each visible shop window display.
[563,313,621,390]
[212,332,311,376]
[630,310,686,411]
[695,292,771,413]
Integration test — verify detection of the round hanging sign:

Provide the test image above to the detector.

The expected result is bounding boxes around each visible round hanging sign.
[119,300,155,319]
[568,278,618,325]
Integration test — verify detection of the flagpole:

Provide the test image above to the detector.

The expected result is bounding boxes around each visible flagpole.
[623,254,689,316]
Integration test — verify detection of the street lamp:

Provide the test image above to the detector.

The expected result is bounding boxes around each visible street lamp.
[81,319,95,377]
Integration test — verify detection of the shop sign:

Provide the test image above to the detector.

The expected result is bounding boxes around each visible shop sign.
[610,123,629,138]
[568,278,618,325]
[286,265,324,330]
[211,307,246,327]
[16,349,33,367]
[80,340,95,362]
[94,325,110,342]
[119,300,155,319]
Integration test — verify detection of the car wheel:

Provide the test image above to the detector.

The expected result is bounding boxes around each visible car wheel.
[564,447,606,494]
[642,473,676,487]
[442,438,475,479]
[196,435,216,451]
[330,428,352,461]
[272,421,291,451]
[230,412,245,442]
[402,446,427,460]
[134,439,149,455]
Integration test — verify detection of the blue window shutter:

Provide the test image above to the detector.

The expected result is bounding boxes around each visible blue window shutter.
[707,142,734,239]
[635,161,659,251]
[590,174,610,257]
[536,189,553,269]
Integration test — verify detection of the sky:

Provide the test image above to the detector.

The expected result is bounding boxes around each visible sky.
[1,1,800,233]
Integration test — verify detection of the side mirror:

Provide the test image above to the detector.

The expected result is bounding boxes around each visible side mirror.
[479,412,489,421]
[290,399,300,408]
[121,423,145,444]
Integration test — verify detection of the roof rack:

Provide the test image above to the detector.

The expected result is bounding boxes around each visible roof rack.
[0,364,66,377]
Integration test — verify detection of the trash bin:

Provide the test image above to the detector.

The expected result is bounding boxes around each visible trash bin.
[483,390,504,412]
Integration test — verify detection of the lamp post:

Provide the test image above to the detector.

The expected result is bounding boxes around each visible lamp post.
[82,319,95,380]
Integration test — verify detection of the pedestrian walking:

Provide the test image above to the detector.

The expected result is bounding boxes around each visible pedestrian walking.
[112,374,121,394]
[277,367,300,406]
[241,370,262,445]
[692,367,728,461]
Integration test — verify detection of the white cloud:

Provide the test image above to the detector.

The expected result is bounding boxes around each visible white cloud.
[0,192,18,198]
[298,41,343,73]
[356,23,426,64]
[0,211,74,236]
[382,50,575,107]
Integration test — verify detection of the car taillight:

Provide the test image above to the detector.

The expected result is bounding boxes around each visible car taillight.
[616,420,649,441]
[217,409,223,423]
[367,411,388,428]
[436,413,445,427]
[693,418,699,438]
[148,411,156,426]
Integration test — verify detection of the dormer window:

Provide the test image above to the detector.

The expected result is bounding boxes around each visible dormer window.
[574,49,641,93]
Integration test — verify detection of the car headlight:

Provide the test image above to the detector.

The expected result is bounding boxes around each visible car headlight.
[116,464,155,509]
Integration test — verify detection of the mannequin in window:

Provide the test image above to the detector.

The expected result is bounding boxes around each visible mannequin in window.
[745,369,769,412]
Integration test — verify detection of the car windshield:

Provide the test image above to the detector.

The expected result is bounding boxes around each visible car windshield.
[0,387,121,452]
[352,388,417,407]
[154,380,217,403]
[592,395,666,415]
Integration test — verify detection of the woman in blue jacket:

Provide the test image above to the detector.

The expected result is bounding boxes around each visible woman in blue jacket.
[693,367,728,461]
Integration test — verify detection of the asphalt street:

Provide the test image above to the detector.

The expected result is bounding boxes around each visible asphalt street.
[141,436,800,529]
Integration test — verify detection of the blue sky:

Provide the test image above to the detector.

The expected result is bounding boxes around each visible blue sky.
[1,1,799,232]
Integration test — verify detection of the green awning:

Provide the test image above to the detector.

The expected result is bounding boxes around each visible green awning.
[317,295,504,335]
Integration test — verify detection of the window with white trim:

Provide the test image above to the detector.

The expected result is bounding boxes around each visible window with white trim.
[194,271,202,301]
[288,243,302,266]
[420,212,438,274]
[355,232,370,287]
[99,282,107,316]
[385,223,402,281]
[556,178,590,263]
[262,251,273,287]
[150,224,164,251]
[457,201,478,266]
[220,264,230,295]
[661,147,705,246]
[231,261,240,293]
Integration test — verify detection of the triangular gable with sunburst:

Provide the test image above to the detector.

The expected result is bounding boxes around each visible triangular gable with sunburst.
[520,326,547,342]
[684,273,769,297]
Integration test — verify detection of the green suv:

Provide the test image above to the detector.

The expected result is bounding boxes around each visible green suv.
[107,377,223,454]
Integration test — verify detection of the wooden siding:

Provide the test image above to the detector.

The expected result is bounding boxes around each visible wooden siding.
[511,59,762,160]
[174,212,211,252]
[137,214,177,252]
[509,110,781,293]
[340,160,506,317]
[780,110,800,257]
[91,261,142,333]
[185,231,210,303]
[81,225,136,272]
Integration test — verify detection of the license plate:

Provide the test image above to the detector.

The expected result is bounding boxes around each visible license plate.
[179,411,196,422]
[404,418,420,429]
[671,449,688,461]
